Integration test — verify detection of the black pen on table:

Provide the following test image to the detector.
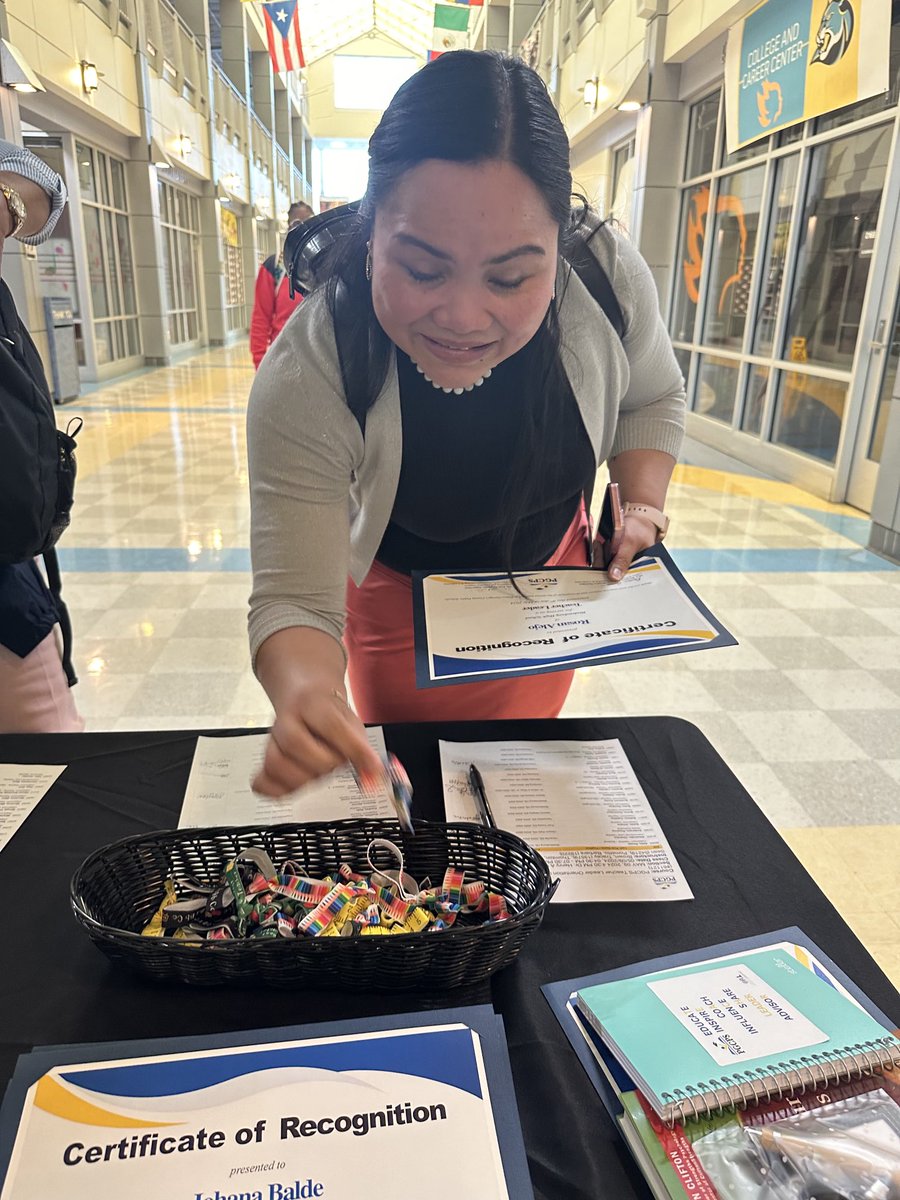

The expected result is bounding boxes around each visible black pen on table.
[467,763,496,829]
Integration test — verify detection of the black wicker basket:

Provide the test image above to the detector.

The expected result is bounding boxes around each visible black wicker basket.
[70,819,556,991]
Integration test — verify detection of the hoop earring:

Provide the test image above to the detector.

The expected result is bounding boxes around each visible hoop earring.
[365,243,372,281]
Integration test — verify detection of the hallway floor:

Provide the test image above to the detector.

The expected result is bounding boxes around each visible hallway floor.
[57,342,900,986]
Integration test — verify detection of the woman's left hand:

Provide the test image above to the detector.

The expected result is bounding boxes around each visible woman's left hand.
[593,511,660,582]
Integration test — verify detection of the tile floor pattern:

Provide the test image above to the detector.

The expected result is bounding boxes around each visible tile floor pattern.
[54,343,900,986]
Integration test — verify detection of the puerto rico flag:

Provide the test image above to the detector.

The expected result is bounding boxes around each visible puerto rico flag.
[261,1,305,73]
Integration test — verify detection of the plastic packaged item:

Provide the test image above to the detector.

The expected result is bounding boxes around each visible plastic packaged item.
[693,1090,900,1200]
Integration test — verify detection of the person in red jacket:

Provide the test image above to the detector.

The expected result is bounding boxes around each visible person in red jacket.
[250,200,314,368]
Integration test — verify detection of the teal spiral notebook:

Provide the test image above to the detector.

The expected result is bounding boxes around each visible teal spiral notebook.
[575,947,900,1124]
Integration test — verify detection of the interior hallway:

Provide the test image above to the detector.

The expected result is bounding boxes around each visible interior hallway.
[56,342,900,987]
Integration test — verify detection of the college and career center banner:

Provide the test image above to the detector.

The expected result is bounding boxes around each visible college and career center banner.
[725,0,890,151]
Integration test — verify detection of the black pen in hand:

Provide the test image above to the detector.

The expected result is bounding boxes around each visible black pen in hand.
[467,763,496,829]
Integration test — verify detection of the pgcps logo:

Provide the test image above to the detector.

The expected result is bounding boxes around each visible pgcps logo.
[811,0,854,66]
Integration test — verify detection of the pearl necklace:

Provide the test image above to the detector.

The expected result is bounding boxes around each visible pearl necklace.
[415,362,492,394]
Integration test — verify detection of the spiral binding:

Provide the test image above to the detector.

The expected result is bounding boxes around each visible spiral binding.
[661,1036,900,1125]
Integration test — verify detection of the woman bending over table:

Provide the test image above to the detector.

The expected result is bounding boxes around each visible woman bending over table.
[247,50,685,797]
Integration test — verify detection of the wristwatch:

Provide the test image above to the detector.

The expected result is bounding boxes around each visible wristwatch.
[0,184,26,239]
[623,502,670,542]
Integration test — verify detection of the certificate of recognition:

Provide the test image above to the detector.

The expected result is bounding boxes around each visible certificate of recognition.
[0,1025,511,1199]
[412,546,736,687]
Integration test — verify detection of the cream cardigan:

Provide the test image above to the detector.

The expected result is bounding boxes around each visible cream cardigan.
[247,223,685,666]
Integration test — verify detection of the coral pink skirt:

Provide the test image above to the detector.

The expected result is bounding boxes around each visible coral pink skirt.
[345,504,591,723]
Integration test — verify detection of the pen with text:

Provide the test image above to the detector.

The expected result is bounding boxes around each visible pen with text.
[467,763,496,829]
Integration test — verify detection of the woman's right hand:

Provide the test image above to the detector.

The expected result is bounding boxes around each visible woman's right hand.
[252,627,383,798]
[253,683,383,797]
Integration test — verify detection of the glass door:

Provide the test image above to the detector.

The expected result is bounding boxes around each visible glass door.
[846,169,900,512]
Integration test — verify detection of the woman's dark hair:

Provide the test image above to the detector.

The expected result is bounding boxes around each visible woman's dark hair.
[327,50,594,571]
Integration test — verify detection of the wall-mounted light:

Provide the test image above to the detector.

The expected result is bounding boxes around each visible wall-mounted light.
[80,60,99,94]
[0,38,44,92]
[582,76,599,110]
[178,134,193,158]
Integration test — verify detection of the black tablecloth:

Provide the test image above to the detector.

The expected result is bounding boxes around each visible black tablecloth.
[1,717,898,1200]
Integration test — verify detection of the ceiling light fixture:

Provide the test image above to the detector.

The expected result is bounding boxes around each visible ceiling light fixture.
[0,39,44,92]
[615,63,650,113]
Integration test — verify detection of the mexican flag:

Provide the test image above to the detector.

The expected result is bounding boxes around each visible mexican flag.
[429,3,471,60]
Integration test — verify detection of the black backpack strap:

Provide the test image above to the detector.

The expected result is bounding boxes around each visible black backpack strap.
[565,232,626,341]
[42,547,77,687]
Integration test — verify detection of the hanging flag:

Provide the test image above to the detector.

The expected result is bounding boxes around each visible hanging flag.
[260,1,305,73]
[429,3,471,61]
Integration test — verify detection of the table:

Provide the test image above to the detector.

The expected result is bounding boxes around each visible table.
[1,717,898,1200]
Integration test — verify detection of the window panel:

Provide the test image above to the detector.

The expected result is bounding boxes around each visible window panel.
[783,124,891,370]
[163,228,177,310]
[126,318,141,358]
[76,143,97,202]
[701,165,766,350]
[160,184,201,346]
[685,92,720,180]
[772,370,845,463]
[696,355,740,423]
[95,321,112,366]
[110,158,126,210]
[670,183,710,343]
[611,138,636,223]
[742,365,770,437]
[723,134,770,168]
[867,287,900,463]
[673,346,692,386]
[753,154,800,355]
[116,214,137,314]
[98,152,111,207]
[777,123,805,147]
[180,230,197,309]
[83,206,109,318]
[103,209,122,314]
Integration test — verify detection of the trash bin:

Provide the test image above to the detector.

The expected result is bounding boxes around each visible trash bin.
[43,296,80,404]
